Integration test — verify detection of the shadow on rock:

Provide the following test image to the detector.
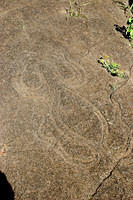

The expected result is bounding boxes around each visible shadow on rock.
[114,24,129,39]
[0,171,14,200]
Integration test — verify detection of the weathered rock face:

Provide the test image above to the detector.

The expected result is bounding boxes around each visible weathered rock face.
[0,0,133,199]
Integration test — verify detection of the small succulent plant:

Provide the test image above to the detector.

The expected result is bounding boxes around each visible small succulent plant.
[126,17,133,40]
[98,56,127,79]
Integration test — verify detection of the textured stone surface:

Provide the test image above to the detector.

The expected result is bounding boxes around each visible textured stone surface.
[0,0,133,199]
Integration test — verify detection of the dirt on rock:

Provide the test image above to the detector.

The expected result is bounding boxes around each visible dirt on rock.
[0,0,133,199]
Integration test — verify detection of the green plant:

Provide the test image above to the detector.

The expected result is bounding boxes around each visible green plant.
[21,25,24,30]
[67,0,81,17]
[98,56,126,78]
[109,82,117,91]
[66,0,87,19]
[126,17,133,40]
[130,3,133,12]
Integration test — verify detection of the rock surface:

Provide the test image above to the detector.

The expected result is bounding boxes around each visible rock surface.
[0,0,133,199]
